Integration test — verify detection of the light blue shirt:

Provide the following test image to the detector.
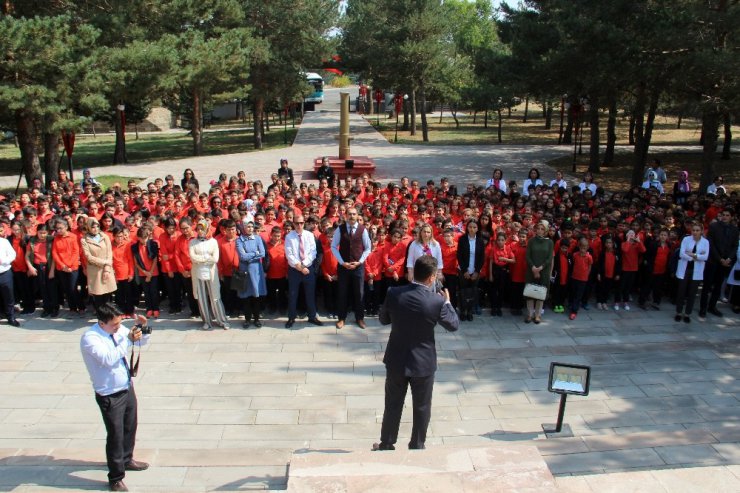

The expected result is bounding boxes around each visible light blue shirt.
[80,323,149,396]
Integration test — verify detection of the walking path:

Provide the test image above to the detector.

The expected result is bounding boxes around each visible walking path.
[0,89,738,491]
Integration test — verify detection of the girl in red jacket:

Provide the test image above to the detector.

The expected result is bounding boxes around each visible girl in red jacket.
[363,234,384,316]
[619,230,646,310]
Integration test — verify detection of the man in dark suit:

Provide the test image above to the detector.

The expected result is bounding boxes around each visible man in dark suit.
[374,255,459,451]
[456,220,486,321]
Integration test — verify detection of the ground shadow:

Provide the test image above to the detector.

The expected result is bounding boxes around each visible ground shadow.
[0,455,106,491]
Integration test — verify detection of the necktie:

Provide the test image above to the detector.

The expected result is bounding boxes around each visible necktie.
[299,234,305,262]
[350,225,355,236]
[110,334,131,380]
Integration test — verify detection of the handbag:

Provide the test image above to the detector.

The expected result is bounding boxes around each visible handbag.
[231,270,250,291]
[523,283,548,301]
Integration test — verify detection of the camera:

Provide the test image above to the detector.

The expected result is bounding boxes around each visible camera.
[135,324,153,335]
[434,279,444,293]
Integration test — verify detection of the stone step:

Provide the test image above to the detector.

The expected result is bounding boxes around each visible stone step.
[286,444,556,492]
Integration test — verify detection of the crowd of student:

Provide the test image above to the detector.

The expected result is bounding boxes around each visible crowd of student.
[0,159,737,329]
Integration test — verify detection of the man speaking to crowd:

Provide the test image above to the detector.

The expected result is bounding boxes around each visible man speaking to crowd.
[374,256,459,451]
[80,303,150,492]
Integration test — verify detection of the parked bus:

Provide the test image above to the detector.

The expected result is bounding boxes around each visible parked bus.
[304,72,324,111]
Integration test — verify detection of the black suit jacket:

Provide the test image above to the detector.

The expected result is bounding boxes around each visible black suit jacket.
[456,235,486,274]
[379,283,459,377]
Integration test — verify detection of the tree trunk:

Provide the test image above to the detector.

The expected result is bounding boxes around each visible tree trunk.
[43,132,60,188]
[484,108,488,129]
[507,106,511,118]
[631,85,647,187]
[472,111,477,124]
[135,123,139,140]
[523,96,529,122]
[676,113,682,129]
[264,111,270,132]
[588,96,600,173]
[438,103,443,124]
[721,111,732,160]
[544,101,553,129]
[192,90,203,156]
[252,97,264,149]
[563,110,573,144]
[700,109,720,191]
[451,104,459,128]
[420,86,429,142]
[603,97,617,166]
[15,110,41,187]
[113,104,127,164]
[409,90,417,136]
[402,97,409,131]
[497,108,502,143]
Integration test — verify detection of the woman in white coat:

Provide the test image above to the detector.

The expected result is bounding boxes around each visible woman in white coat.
[727,243,740,314]
[189,219,230,330]
[674,222,709,323]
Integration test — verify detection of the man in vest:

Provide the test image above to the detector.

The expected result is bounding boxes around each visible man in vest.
[331,207,372,329]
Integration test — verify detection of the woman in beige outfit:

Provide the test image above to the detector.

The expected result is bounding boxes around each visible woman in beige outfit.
[189,219,230,330]
[81,217,117,309]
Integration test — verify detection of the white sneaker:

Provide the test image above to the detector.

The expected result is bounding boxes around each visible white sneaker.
[614,304,620,311]
[623,303,631,311]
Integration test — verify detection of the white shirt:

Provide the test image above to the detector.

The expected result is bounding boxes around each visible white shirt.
[676,235,709,280]
[522,178,543,196]
[285,229,317,270]
[550,179,567,189]
[189,237,219,281]
[579,182,597,195]
[0,237,16,274]
[80,322,149,396]
[485,178,507,193]
[406,240,444,270]
[330,222,372,265]
[466,236,477,274]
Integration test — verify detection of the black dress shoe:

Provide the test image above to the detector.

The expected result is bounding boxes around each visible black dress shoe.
[674,314,682,322]
[109,480,129,492]
[683,315,691,323]
[708,307,723,317]
[7,319,20,327]
[20,309,34,315]
[254,320,262,328]
[125,459,149,471]
[307,318,323,326]
[372,442,395,451]
[242,320,251,329]
[285,319,295,328]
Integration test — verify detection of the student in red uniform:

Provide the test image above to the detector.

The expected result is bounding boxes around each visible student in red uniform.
[10,221,33,314]
[596,236,621,310]
[551,239,571,314]
[158,218,181,314]
[381,228,407,303]
[265,226,288,313]
[509,228,529,315]
[618,229,646,310]
[363,234,383,316]
[568,237,594,320]
[111,226,135,316]
[319,226,339,318]
[639,228,671,310]
[216,219,240,316]
[25,223,57,317]
[175,217,199,317]
[440,228,459,310]
[52,218,83,315]
[486,232,514,317]
[132,225,160,317]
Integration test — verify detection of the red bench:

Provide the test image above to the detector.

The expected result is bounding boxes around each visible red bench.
[313,156,376,180]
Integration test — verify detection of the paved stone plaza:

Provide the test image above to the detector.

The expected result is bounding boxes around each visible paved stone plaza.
[0,88,739,491]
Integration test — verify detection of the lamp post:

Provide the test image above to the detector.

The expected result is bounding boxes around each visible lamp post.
[283,104,289,144]
[394,94,404,143]
[374,89,383,126]
[571,100,582,172]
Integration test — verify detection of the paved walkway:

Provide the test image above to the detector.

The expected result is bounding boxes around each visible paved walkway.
[1,90,739,491]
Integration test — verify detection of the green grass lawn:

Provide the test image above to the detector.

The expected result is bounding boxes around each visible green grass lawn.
[0,126,298,176]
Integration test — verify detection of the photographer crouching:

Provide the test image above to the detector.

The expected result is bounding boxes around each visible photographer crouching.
[80,303,151,492]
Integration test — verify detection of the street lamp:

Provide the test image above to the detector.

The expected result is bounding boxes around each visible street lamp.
[394,94,404,143]
[578,97,589,157]
[558,94,567,145]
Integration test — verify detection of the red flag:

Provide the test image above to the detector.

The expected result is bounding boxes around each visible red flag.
[326,68,343,75]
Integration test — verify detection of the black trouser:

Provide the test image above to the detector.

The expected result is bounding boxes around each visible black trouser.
[95,386,138,483]
[639,273,667,305]
[488,266,508,311]
[379,276,405,305]
[569,279,588,314]
[182,274,199,316]
[458,276,479,317]
[676,277,700,315]
[319,277,338,315]
[164,273,182,312]
[597,278,616,304]
[220,276,239,315]
[700,263,732,313]
[510,281,525,311]
[443,273,459,308]
[380,369,434,450]
[13,271,34,313]
[0,270,16,320]
[56,269,83,311]
[364,279,383,314]
[33,264,58,313]
[115,280,134,314]
[141,277,159,312]
[551,282,568,308]
[266,278,288,313]
[337,264,365,321]
[91,293,111,310]
[242,296,261,321]
[619,271,638,303]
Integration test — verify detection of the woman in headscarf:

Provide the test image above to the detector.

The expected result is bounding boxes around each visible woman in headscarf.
[188,219,229,330]
[524,220,554,324]
[236,221,267,328]
[81,217,117,310]
[673,171,691,205]
[642,171,664,193]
